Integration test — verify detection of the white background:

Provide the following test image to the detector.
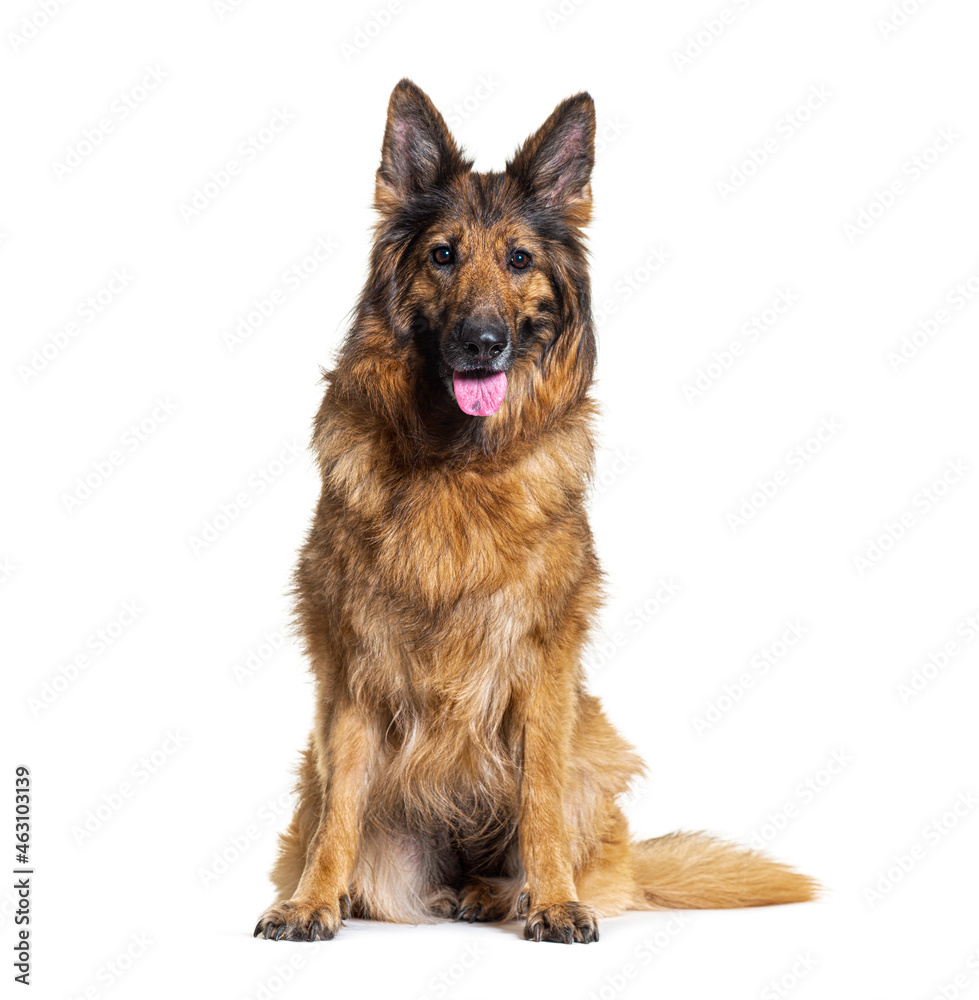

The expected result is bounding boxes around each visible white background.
[4,1,979,997]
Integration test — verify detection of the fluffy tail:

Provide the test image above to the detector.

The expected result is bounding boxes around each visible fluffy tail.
[631,831,819,909]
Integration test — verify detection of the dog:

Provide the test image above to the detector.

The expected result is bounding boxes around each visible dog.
[253,79,818,945]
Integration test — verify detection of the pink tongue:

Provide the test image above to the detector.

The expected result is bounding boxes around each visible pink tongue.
[452,370,507,416]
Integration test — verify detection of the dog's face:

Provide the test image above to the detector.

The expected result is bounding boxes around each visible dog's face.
[371,80,596,419]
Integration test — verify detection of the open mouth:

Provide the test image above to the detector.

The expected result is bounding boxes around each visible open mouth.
[451,369,508,416]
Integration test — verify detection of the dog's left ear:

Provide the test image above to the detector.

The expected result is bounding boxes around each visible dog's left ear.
[507,92,595,217]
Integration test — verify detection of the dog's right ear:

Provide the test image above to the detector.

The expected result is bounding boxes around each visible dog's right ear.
[376,79,465,211]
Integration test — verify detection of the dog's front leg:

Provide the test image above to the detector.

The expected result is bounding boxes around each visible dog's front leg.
[517,663,599,944]
[254,699,374,941]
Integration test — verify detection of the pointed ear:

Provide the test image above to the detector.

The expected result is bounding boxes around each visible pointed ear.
[507,92,595,212]
[376,79,466,210]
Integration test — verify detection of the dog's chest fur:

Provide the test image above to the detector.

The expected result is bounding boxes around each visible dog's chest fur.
[314,422,590,702]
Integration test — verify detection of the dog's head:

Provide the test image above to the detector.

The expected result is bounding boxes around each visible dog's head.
[366,79,596,424]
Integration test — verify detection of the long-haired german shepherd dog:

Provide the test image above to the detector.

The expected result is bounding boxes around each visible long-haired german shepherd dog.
[253,79,817,945]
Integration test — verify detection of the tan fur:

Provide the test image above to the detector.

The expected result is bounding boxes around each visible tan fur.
[253,80,818,945]
[630,833,820,910]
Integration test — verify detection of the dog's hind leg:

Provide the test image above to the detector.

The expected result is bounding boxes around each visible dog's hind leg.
[453,875,525,922]
[452,837,525,922]
[572,805,646,917]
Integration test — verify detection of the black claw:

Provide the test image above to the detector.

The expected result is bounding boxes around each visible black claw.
[533,923,542,942]
[467,904,482,924]
[564,927,574,944]
[274,926,286,941]
[253,922,264,938]
[517,891,530,916]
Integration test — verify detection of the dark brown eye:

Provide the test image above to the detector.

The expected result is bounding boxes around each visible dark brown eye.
[432,245,453,266]
[509,249,532,271]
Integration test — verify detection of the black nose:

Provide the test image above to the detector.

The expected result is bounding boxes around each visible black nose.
[458,319,509,362]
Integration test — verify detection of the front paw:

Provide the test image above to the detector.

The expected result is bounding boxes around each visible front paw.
[524,900,599,944]
[253,894,350,942]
